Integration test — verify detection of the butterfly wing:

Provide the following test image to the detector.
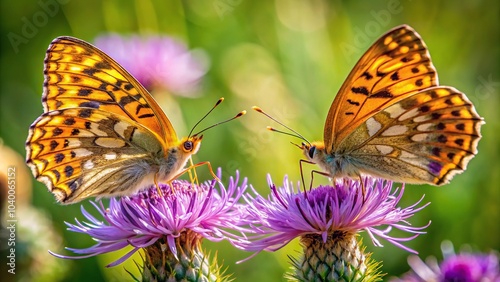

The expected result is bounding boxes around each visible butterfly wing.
[27,108,165,202]
[339,86,483,184]
[41,36,177,146]
[324,25,438,151]
[26,37,178,203]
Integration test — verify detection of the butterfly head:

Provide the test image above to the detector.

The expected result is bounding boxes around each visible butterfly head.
[180,135,203,155]
[301,141,326,163]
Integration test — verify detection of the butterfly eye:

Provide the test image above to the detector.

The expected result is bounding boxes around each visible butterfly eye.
[183,141,193,152]
[308,146,316,159]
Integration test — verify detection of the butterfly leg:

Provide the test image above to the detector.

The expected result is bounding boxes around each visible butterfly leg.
[299,159,317,191]
[310,169,332,190]
[154,171,165,196]
[173,161,221,184]
[192,161,221,182]
[357,174,366,202]
[187,157,200,185]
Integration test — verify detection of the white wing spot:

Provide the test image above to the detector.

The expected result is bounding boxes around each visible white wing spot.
[413,115,432,123]
[83,160,94,170]
[385,103,407,119]
[417,123,433,132]
[382,125,407,136]
[104,152,117,160]
[89,123,107,136]
[366,117,382,137]
[72,148,92,157]
[95,137,126,148]
[114,121,131,138]
[399,108,420,121]
[411,133,429,142]
[67,139,82,147]
[375,145,394,155]
[75,129,95,137]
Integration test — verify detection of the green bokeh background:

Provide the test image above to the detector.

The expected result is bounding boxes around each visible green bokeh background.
[1,0,498,281]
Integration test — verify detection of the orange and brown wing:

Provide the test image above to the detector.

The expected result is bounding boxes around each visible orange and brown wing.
[26,36,179,203]
[324,25,437,151]
[26,108,161,203]
[342,87,483,185]
[42,36,177,147]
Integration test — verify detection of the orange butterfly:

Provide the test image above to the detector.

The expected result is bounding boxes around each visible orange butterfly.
[256,25,483,187]
[26,36,244,204]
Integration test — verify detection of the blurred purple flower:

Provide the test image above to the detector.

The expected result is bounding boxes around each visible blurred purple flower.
[51,171,249,267]
[94,34,208,95]
[236,175,430,254]
[392,241,500,282]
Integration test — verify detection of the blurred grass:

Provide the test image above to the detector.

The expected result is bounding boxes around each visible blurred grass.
[1,0,499,281]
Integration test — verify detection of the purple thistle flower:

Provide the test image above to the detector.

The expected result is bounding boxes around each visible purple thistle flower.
[235,175,430,281]
[237,175,429,254]
[51,171,249,268]
[392,241,500,282]
[94,34,208,95]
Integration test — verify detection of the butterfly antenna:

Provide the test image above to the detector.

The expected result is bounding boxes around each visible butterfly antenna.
[253,106,311,145]
[188,98,225,138]
[193,111,246,136]
[266,126,307,143]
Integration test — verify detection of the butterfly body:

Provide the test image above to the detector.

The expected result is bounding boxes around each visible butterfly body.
[26,36,203,204]
[300,25,483,186]
[304,141,363,180]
